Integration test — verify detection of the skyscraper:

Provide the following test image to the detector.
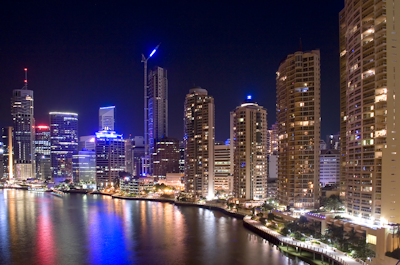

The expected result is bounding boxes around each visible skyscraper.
[34,125,51,180]
[231,97,268,201]
[276,49,321,210]
[214,142,231,192]
[1,127,13,180]
[152,137,180,179]
[340,0,400,225]
[11,68,34,180]
[99,106,115,131]
[319,149,340,187]
[184,87,215,199]
[95,130,125,188]
[147,66,168,175]
[50,112,79,184]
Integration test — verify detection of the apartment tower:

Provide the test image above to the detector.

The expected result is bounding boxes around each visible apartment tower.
[184,87,215,199]
[276,49,321,210]
[147,66,168,175]
[340,0,400,225]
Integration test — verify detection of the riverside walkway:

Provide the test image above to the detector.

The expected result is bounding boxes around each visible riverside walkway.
[243,216,367,265]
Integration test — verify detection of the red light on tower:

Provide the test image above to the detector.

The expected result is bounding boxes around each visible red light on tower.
[24,68,28,71]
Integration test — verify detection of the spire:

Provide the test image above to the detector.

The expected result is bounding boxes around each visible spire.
[299,38,303,52]
[22,68,28,90]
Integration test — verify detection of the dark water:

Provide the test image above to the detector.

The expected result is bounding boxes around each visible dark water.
[0,189,307,265]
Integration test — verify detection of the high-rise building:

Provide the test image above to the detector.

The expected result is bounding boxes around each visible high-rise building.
[231,97,268,201]
[267,123,278,154]
[184,87,215,199]
[11,69,34,180]
[79,135,96,151]
[326,133,340,150]
[50,112,79,184]
[147,66,168,175]
[214,142,231,192]
[95,130,125,188]
[179,140,185,174]
[340,0,400,224]
[319,149,340,187]
[1,127,13,180]
[34,126,51,180]
[276,49,321,210]
[99,106,115,131]
[153,137,180,179]
[72,150,96,183]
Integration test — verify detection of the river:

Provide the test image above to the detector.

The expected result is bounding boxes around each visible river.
[0,189,307,265]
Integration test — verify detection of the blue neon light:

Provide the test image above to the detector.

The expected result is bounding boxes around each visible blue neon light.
[100,106,115,110]
[95,130,122,139]
[149,49,157,58]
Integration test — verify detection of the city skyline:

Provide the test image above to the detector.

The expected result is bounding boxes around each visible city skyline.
[0,1,343,141]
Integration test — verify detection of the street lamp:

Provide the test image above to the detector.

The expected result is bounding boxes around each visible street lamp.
[141,43,160,176]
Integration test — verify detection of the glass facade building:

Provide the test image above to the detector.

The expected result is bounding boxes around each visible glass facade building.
[50,112,79,184]
[34,125,51,180]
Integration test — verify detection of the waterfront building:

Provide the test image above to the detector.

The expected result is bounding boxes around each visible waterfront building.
[276,49,321,210]
[95,130,125,188]
[11,70,34,180]
[120,175,154,195]
[72,150,96,183]
[184,87,215,199]
[34,126,51,180]
[152,137,180,179]
[50,112,79,184]
[147,66,168,175]
[158,173,185,190]
[99,106,115,131]
[1,127,13,180]
[214,142,231,192]
[319,149,340,187]
[340,0,400,225]
[231,97,268,201]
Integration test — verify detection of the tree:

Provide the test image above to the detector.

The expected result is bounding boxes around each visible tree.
[267,212,275,222]
[322,195,344,211]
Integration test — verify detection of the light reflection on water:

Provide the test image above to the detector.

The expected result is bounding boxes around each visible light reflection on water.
[0,189,308,265]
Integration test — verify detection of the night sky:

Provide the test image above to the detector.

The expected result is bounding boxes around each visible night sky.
[0,1,344,141]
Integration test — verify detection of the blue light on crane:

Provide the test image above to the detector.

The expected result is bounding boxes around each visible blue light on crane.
[149,49,157,58]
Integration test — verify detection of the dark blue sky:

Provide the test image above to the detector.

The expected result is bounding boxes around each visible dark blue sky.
[0,0,343,141]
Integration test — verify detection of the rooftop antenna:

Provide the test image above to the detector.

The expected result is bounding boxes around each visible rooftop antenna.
[23,68,28,89]
[299,38,303,52]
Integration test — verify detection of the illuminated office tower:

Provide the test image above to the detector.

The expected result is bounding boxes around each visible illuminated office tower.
[72,150,96,183]
[184,87,215,199]
[11,69,34,180]
[231,97,267,201]
[214,142,231,192]
[147,66,168,175]
[95,130,125,188]
[79,135,96,151]
[1,127,13,180]
[340,0,400,224]
[99,106,115,131]
[276,49,321,210]
[267,123,278,155]
[153,137,180,179]
[34,126,51,180]
[50,112,79,184]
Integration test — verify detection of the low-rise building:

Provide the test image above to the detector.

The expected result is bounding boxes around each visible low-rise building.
[120,176,154,196]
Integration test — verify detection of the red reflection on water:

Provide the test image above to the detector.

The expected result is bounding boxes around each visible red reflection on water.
[35,203,57,265]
